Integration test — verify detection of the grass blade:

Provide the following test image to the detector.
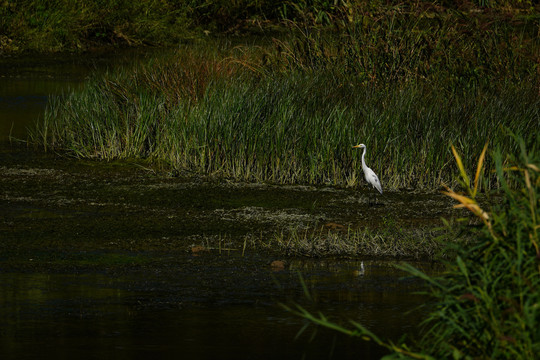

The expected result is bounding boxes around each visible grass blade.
[473,142,489,197]
[451,144,470,188]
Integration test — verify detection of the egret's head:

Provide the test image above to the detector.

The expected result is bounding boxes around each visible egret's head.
[352,143,366,149]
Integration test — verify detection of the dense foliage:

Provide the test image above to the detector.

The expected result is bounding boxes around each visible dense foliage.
[1,1,538,53]
[24,1,539,189]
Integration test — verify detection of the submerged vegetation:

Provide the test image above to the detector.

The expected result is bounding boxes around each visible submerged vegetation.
[264,223,455,259]
[286,141,540,358]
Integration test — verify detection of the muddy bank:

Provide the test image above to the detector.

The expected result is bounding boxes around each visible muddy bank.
[0,143,457,266]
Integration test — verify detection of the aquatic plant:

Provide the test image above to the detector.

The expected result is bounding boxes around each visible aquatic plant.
[31,52,538,190]
[264,223,455,260]
[284,138,540,358]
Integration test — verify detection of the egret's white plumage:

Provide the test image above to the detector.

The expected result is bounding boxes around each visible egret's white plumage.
[352,143,383,194]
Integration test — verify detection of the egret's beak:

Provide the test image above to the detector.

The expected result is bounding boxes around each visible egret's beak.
[352,144,361,148]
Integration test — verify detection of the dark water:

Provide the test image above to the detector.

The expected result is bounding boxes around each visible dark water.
[0,258,431,360]
[0,49,154,141]
[0,50,447,359]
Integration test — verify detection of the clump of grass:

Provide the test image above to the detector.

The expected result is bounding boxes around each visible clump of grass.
[31,47,244,155]
[264,224,456,260]
[285,138,540,358]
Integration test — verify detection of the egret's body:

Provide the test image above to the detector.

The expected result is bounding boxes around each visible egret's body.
[353,143,382,202]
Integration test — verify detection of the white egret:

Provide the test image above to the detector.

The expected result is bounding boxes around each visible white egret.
[352,143,382,204]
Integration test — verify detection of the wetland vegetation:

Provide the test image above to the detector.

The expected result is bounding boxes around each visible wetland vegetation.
[1,0,538,54]
[31,59,538,189]
[28,1,539,190]
[2,1,539,359]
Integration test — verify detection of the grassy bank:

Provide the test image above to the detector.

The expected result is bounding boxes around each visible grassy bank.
[1,1,537,53]
[27,1,539,190]
[31,52,538,190]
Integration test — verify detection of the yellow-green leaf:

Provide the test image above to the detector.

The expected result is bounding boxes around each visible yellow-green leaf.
[451,145,470,187]
[442,191,475,205]
[473,142,488,197]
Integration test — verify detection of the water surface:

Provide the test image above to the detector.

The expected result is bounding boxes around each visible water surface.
[0,257,431,360]
[0,49,160,141]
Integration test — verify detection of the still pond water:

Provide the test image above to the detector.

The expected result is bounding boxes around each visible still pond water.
[0,48,445,359]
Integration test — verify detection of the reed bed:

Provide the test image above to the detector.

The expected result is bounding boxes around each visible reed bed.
[32,53,538,190]
[30,4,539,190]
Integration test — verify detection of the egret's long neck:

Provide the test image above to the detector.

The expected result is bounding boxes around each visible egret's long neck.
[361,147,367,171]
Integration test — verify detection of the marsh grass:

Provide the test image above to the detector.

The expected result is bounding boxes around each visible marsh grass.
[31,55,538,190]
[263,223,458,260]
[266,7,538,88]
[28,3,539,190]
[285,139,540,358]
